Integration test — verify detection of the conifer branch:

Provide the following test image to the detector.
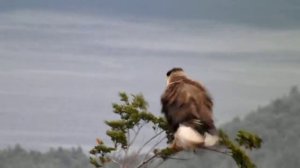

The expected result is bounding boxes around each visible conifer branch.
[89,92,262,168]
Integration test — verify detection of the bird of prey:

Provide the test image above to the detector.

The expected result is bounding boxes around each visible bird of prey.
[161,67,218,151]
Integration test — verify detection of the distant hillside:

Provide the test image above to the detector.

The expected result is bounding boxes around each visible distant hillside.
[223,86,300,167]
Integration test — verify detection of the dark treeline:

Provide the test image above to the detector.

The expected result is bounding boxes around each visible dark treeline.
[223,86,300,167]
[1,86,299,168]
[0,145,93,168]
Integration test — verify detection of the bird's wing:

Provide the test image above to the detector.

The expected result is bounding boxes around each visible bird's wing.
[161,79,215,133]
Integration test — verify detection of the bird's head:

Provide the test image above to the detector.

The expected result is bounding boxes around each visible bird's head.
[166,67,186,85]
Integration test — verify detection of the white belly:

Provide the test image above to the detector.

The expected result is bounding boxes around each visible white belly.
[174,124,219,150]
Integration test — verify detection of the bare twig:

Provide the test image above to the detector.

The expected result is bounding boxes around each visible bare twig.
[152,156,190,168]
[136,145,231,168]
[129,123,146,146]
[136,153,159,168]
[143,136,166,161]
[200,146,232,156]
[136,130,164,155]
[110,158,121,167]
[122,123,146,168]
[122,130,131,167]
[138,149,190,168]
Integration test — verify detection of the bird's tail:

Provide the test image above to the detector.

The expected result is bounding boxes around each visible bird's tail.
[174,124,219,150]
[203,132,219,147]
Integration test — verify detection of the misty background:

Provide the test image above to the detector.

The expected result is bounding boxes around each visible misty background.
[0,0,300,153]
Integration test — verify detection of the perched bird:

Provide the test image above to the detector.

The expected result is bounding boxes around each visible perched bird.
[161,67,218,151]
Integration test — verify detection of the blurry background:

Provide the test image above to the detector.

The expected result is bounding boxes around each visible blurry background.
[0,0,300,166]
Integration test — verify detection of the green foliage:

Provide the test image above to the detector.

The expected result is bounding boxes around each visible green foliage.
[90,92,169,167]
[219,130,261,168]
[106,130,128,148]
[90,144,115,155]
[90,92,262,168]
[235,130,262,150]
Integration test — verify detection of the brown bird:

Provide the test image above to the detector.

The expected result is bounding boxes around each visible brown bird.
[161,67,218,151]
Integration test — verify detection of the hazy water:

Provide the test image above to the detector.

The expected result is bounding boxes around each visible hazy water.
[0,10,300,152]
[1,54,300,152]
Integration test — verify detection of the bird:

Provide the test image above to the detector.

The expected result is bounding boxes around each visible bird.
[161,67,219,151]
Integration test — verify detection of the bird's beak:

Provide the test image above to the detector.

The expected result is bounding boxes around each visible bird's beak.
[166,76,170,85]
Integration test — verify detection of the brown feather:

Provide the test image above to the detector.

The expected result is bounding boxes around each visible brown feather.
[161,74,216,136]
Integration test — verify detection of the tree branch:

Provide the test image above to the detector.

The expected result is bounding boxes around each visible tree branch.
[134,130,165,168]
[200,146,232,156]
[129,123,146,147]
[136,153,159,168]
[136,130,164,155]
[143,136,166,161]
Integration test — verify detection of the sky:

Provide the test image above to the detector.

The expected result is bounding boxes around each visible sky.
[0,1,300,152]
